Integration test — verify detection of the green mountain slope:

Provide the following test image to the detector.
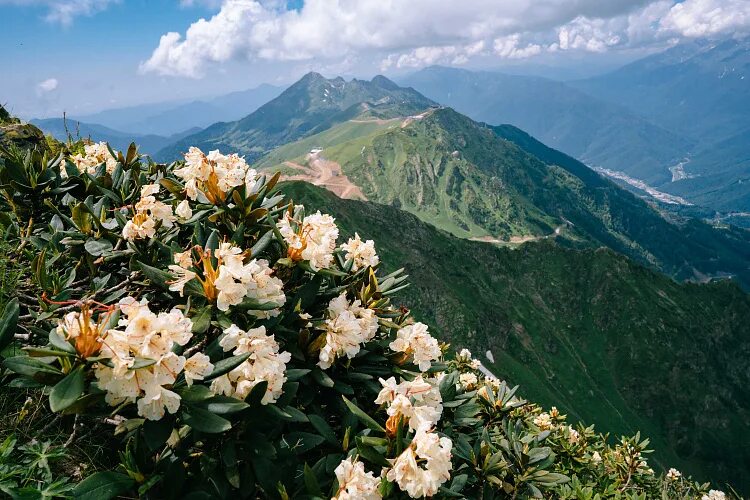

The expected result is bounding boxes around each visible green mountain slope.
[259,106,750,289]
[286,180,750,494]
[399,65,693,186]
[155,73,434,162]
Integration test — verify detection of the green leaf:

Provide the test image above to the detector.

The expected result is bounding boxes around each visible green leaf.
[308,414,338,446]
[182,407,232,433]
[197,395,250,414]
[3,356,63,377]
[143,419,172,452]
[303,463,322,496]
[48,329,76,354]
[0,298,19,352]
[284,432,325,454]
[72,471,135,500]
[177,384,214,402]
[190,307,212,334]
[312,368,334,388]
[49,365,85,412]
[342,396,385,433]
[244,380,269,406]
[355,442,390,467]
[204,353,251,381]
[285,368,311,382]
[84,238,113,257]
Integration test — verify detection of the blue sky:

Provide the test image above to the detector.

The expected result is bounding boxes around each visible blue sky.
[2,0,748,119]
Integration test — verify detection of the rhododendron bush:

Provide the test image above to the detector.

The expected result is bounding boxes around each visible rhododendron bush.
[0,141,727,499]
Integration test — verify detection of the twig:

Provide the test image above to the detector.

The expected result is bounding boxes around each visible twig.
[63,415,80,447]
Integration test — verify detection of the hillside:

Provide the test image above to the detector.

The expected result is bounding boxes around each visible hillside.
[286,181,750,493]
[155,73,435,162]
[258,106,750,289]
[399,65,693,186]
[30,117,199,154]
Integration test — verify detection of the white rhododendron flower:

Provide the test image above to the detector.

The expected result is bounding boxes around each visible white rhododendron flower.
[533,412,553,430]
[93,297,206,420]
[459,372,478,389]
[168,265,197,296]
[212,243,286,315]
[174,147,257,202]
[702,490,726,500]
[175,199,193,219]
[568,426,580,444]
[277,207,339,270]
[173,250,193,269]
[318,292,379,369]
[68,141,118,176]
[122,213,157,241]
[183,352,214,386]
[211,325,290,404]
[389,322,441,372]
[123,184,175,241]
[375,376,443,432]
[340,233,379,271]
[332,456,382,500]
[592,451,602,463]
[386,428,452,498]
[666,468,681,480]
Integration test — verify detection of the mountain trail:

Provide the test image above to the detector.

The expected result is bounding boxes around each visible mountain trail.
[470,223,569,245]
[280,153,367,201]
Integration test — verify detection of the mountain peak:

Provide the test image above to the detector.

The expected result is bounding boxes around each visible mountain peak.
[370,75,400,90]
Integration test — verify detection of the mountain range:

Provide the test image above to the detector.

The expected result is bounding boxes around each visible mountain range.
[252,73,750,289]
[73,83,282,137]
[155,73,434,162]
[30,117,200,154]
[400,39,750,216]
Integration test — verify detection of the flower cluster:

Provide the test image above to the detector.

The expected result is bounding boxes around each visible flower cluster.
[702,490,727,500]
[277,208,339,270]
[386,428,453,498]
[168,242,286,314]
[92,297,213,420]
[68,141,118,176]
[332,457,382,500]
[340,233,379,272]
[318,292,379,369]
[211,325,291,404]
[174,147,258,203]
[122,184,176,241]
[456,348,482,370]
[376,376,443,433]
[389,322,441,372]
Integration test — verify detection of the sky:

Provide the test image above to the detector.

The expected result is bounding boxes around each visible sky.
[1,0,749,119]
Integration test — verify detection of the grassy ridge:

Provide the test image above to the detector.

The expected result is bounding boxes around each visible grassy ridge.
[286,181,750,493]
[262,107,750,289]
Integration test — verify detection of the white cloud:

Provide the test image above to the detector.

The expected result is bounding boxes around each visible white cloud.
[36,78,58,93]
[0,0,117,25]
[660,0,750,38]
[493,35,542,59]
[140,0,750,77]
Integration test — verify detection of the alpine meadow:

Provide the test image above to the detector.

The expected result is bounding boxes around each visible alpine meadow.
[1,1,749,499]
